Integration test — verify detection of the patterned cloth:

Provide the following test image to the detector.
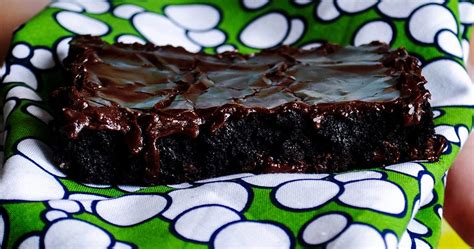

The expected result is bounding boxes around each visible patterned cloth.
[1,0,473,248]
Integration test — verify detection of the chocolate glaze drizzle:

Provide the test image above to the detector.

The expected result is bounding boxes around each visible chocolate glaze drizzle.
[53,35,443,181]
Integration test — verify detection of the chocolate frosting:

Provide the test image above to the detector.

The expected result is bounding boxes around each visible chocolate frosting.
[54,35,435,181]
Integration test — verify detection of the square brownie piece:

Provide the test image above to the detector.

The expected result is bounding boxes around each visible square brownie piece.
[51,35,445,185]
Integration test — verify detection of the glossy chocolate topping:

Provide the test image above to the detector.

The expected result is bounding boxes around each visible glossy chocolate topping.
[55,35,434,181]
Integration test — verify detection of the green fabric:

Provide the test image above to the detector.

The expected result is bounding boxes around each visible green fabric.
[1,1,473,248]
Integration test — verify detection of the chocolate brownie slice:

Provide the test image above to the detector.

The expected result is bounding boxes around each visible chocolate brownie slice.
[51,35,445,185]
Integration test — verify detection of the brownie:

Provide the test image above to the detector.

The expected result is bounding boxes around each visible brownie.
[50,35,446,185]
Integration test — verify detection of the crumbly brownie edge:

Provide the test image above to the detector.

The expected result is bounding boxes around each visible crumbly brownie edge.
[53,101,445,185]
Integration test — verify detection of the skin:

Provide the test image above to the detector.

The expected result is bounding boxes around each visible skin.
[0,0,49,62]
[444,132,474,246]
[443,31,474,247]
[0,0,473,245]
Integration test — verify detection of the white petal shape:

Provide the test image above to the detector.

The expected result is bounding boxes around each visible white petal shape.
[188,29,226,47]
[0,212,4,247]
[398,231,412,249]
[423,59,474,106]
[18,235,40,249]
[385,162,424,177]
[49,200,81,213]
[294,0,312,5]
[117,185,145,192]
[76,0,110,14]
[384,232,398,249]
[407,219,429,235]
[133,12,200,52]
[113,242,133,249]
[17,138,66,177]
[436,30,463,58]
[334,170,383,182]
[68,193,107,213]
[26,105,53,124]
[302,213,348,245]
[421,190,434,207]
[327,224,385,249]
[316,0,340,21]
[45,210,68,222]
[408,4,457,44]
[462,39,470,64]
[56,37,73,63]
[50,2,84,12]
[95,195,167,226]
[68,193,108,200]
[164,5,220,31]
[336,0,377,13]
[354,21,393,46]
[12,43,31,59]
[195,173,254,184]
[243,173,328,187]
[31,48,55,70]
[162,182,248,219]
[301,42,322,50]
[44,219,112,248]
[3,99,16,124]
[113,4,144,19]
[339,180,405,215]
[411,199,421,220]
[377,0,444,18]
[212,221,291,249]
[174,205,241,242]
[3,64,38,89]
[242,0,269,9]
[5,86,41,101]
[117,35,146,44]
[441,141,450,154]
[240,13,288,49]
[166,183,193,189]
[0,155,65,201]
[216,44,236,53]
[457,126,469,148]
[419,174,434,208]
[443,172,447,187]
[435,125,459,143]
[459,1,474,24]
[437,206,443,218]
[275,180,339,209]
[432,110,442,118]
[414,238,431,249]
[282,19,304,45]
[56,11,109,35]
[83,183,110,188]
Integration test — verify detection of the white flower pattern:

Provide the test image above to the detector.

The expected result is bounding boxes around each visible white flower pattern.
[0,0,472,248]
